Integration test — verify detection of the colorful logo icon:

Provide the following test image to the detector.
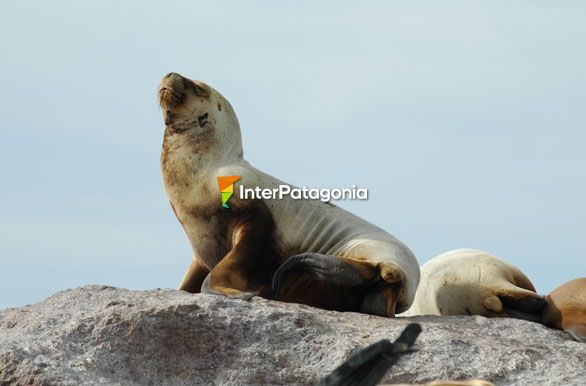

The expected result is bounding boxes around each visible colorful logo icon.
[217,176,241,208]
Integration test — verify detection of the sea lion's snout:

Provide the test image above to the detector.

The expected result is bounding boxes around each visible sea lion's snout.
[158,72,210,112]
[163,72,190,87]
[159,72,190,110]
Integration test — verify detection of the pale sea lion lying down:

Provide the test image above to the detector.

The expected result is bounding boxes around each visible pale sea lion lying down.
[158,72,420,316]
[541,277,586,342]
[399,249,546,321]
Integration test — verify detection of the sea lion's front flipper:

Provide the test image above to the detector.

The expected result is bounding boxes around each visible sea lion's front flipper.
[200,273,258,300]
[269,253,373,299]
[178,255,210,293]
[318,323,422,386]
[207,200,276,299]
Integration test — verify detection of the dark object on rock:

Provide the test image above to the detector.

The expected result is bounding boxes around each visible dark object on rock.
[319,323,422,386]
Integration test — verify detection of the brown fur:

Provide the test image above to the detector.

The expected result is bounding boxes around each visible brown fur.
[208,200,279,297]
[178,258,210,293]
[542,278,586,335]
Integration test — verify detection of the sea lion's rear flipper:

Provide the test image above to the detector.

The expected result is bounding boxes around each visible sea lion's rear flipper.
[318,323,422,386]
[270,253,406,316]
[498,291,547,322]
[269,253,373,299]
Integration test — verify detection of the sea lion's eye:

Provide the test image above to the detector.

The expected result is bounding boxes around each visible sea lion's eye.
[198,113,209,126]
[217,103,222,111]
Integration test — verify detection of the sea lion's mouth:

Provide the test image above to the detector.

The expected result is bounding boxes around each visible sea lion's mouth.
[158,72,193,110]
[159,87,185,110]
[159,87,179,98]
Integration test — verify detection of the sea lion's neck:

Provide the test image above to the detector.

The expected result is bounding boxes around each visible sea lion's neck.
[162,126,243,168]
[161,126,244,205]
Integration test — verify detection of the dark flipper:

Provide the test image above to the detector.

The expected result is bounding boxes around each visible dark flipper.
[566,328,586,343]
[318,323,422,386]
[501,296,547,322]
[269,253,370,299]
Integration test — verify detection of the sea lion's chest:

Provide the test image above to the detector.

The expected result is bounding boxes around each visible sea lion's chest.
[161,132,220,211]
[182,211,232,269]
[168,193,230,269]
[161,136,231,267]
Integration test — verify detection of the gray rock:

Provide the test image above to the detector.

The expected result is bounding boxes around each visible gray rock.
[0,285,584,386]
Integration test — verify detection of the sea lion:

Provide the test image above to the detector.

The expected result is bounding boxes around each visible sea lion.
[541,278,586,342]
[399,249,545,320]
[158,72,420,316]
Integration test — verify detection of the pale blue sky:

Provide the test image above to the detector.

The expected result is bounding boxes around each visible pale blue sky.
[1,1,584,309]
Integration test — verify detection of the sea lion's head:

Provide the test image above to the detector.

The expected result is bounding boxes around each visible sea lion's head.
[158,72,243,159]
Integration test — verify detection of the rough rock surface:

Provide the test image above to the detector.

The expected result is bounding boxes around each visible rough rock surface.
[0,285,584,386]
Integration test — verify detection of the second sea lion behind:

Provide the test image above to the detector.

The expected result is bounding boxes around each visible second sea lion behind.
[399,249,545,320]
